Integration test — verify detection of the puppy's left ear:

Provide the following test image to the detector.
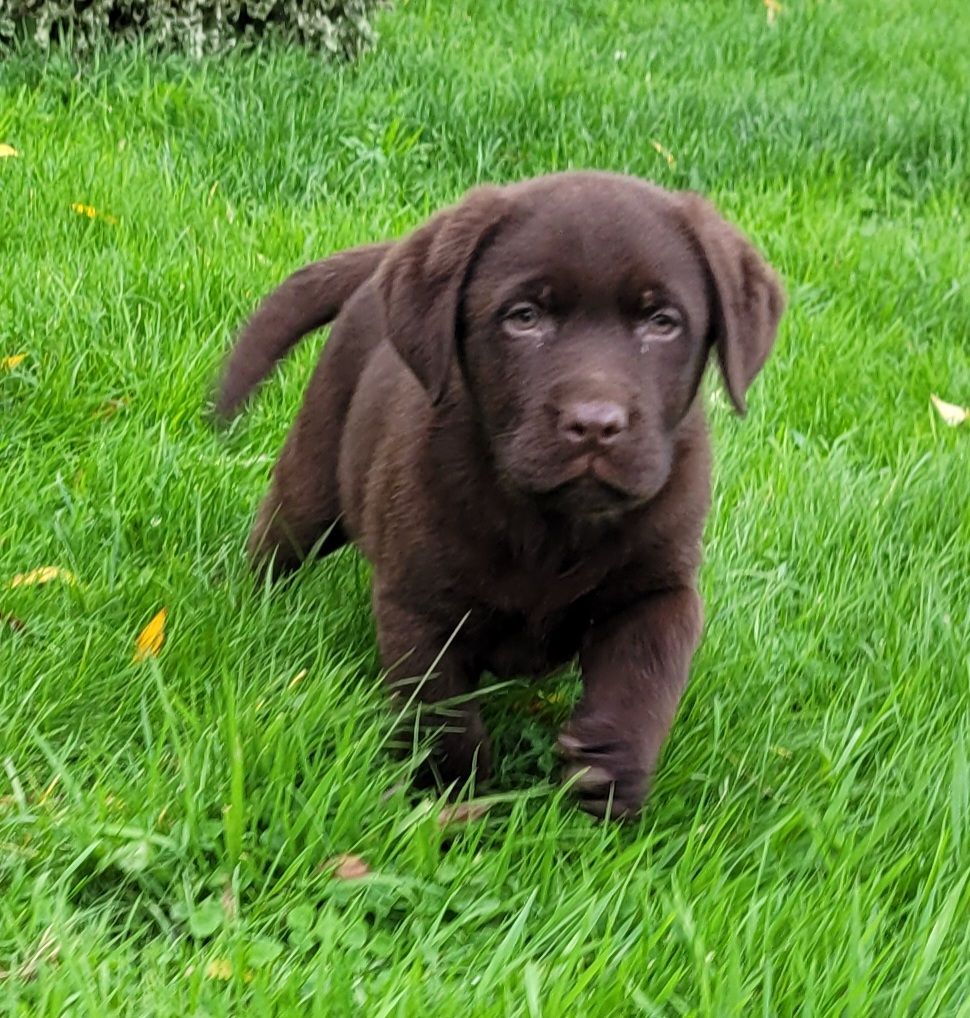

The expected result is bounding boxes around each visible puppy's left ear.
[677,193,786,415]
[377,186,510,405]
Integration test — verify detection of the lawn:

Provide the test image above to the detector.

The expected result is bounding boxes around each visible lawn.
[1,0,969,1013]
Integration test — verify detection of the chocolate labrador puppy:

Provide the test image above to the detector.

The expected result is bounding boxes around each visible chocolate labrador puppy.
[215,171,784,818]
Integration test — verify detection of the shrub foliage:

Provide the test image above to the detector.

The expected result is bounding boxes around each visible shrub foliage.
[0,0,381,57]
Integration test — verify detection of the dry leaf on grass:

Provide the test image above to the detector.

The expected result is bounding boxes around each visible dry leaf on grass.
[323,854,371,880]
[0,144,18,158]
[931,394,968,427]
[437,800,492,828]
[650,139,677,169]
[92,397,129,419]
[133,608,168,662]
[0,927,60,982]
[8,567,78,589]
[0,611,27,632]
[220,882,238,923]
[2,354,26,371]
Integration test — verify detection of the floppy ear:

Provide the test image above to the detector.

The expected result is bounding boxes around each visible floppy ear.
[376,186,509,405]
[678,193,786,415]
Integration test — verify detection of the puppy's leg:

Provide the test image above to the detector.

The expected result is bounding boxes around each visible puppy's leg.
[247,315,377,578]
[247,434,347,579]
[559,587,703,819]
[248,419,346,579]
[374,591,491,792]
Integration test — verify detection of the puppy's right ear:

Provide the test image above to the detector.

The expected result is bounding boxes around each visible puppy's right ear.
[376,186,510,405]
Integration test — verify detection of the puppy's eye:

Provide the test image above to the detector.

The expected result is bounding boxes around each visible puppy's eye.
[503,302,543,334]
[638,307,682,340]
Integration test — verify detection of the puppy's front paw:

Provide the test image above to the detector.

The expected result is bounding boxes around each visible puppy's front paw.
[557,725,650,820]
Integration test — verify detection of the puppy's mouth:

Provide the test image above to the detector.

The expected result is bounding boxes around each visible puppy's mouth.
[495,435,670,517]
[535,456,644,516]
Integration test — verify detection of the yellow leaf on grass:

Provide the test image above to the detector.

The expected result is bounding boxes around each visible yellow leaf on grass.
[0,143,18,158]
[931,394,968,427]
[650,139,677,169]
[287,668,307,691]
[206,958,233,980]
[2,354,27,371]
[133,608,167,661]
[204,958,252,982]
[763,0,782,24]
[8,567,78,589]
[526,688,570,715]
[70,202,118,225]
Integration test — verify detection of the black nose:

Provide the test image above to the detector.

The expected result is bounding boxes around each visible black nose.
[558,400,629,447]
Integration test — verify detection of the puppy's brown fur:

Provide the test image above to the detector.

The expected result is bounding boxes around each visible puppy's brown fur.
[216,171,784,818]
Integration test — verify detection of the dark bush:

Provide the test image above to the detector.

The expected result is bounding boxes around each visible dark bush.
[0,0,382,58]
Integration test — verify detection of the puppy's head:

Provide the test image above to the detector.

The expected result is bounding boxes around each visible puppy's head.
[378,171,785,517]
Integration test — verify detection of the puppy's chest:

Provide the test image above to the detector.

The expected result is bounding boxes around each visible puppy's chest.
[488,565,599,620]
[464,555,609,676]
[470,536,611,615]
[478,610,582,679]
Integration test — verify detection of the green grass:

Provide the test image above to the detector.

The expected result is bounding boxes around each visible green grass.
[2,0,969,1013]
